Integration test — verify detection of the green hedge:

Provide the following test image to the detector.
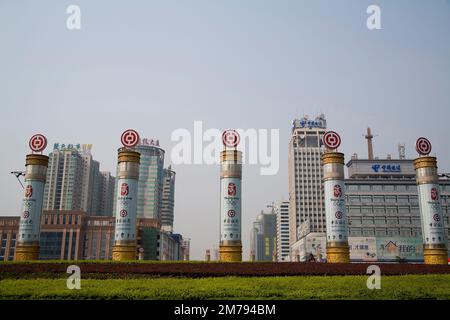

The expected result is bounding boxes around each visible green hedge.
[1,275,449,300]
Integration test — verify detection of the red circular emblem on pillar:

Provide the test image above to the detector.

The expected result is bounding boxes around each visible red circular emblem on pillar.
[121,129,140,148]
[227,210,236,218]
[323,131,341,149]
[29,134,47,152]
[222,130,240,148]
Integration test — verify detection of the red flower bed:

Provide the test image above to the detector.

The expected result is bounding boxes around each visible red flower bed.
[1,262,450,278]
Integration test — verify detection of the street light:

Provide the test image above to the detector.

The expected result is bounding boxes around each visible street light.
[10,171,25,189]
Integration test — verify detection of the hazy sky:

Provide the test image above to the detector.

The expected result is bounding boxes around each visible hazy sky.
[1,0,449,260]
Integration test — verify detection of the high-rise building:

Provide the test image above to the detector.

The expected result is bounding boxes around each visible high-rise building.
[81,149,100,214]
[98,172,115,216]
[275,201,290,261]
[250,217,262,261]
[112,138,182,260]
[161,166,176,232]
[43,144,114,215]
[133,139,165,220]
[250,209,277,261]
[345,156,450,254]
[288,114,327,246]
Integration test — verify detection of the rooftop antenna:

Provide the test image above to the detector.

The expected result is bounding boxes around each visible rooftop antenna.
[10,171,25,189]
[398,144,406,160]
[363,127,378,160]
[266,202,275,214]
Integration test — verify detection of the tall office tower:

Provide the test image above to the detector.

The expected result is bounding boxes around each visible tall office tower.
[288,114,327,246]
[161,166,176,232]
[98,172,116,216]
[43,144,112,215]
[275,201,290,261]
[133,139,165,220]
[44,144,85,211]
[84,154,100,214]
[250,217,262,261]
[250,210,277,261]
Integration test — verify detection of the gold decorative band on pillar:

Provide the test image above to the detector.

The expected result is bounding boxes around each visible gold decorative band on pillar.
[26,154,49,167]
[326,243,350,263]
[220,150,242,163]
[24,154,49,182]
[219,243,242,262]
[112,243,137,261]
[414,156,438,185]
[423,244,448,264]
[15,243,40,261]
[414,156,437,170]
[321,152,345,165]
[118,149,141,164]
[423,245,448,265]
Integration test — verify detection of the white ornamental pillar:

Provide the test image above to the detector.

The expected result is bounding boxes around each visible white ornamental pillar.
[15,134,49,261]
[219,129,243,262]
[414,137,448,265]
[321,131,350,263]
[112,130,141,261]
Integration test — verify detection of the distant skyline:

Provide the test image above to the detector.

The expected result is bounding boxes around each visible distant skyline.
[1,1,450,260]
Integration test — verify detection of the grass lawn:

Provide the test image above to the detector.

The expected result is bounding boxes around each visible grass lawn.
[0,275,449,300]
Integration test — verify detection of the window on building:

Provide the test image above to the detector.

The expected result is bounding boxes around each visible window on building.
[373,196,384,203]
[386,207,397,214]
[361,207,372,214]
[349,206,360,214]
[398,196,408,204]
[398,207,410,214]
[385,196,396,203]
[372,185,382,192]
[373,207,385,214]
[360,185,371,192]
